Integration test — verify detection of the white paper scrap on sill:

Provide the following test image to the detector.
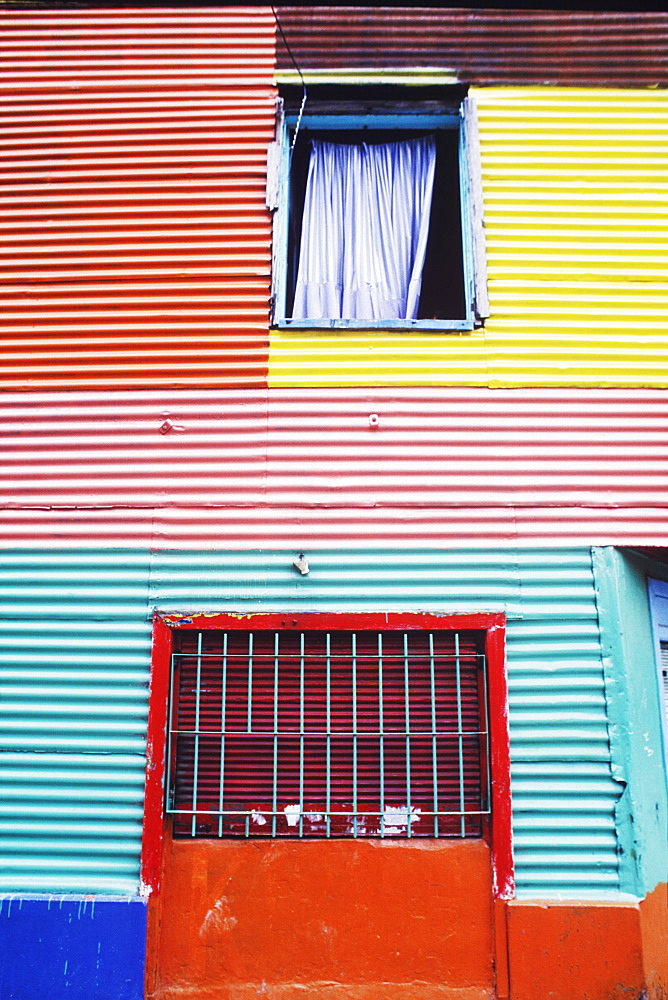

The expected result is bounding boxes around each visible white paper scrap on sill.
[383,805,421,834]
[284,804,301,827]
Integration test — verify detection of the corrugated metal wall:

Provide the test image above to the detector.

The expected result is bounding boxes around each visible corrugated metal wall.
[0,550,152,894]
[0,547,618,896]
[0,4,660,908]
[0,8,274,390]
[1,388,667,548]
[269,88,668,388]
[477,88,668,388]
[3,12,667,391]
[275,7,668,87]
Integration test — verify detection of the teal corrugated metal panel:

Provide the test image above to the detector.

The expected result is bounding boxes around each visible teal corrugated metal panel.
[0,550,152,894]
[506,553,618,892]
[0,546,619,897]
[150,545,619,897]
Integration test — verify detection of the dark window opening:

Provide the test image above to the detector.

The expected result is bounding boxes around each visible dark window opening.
[286,128,466,323]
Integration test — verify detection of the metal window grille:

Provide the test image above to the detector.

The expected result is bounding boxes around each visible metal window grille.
[167,629,490,839]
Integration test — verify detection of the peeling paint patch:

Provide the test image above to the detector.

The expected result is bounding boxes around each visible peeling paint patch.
[200,897,238,938]
[382,805,421,835]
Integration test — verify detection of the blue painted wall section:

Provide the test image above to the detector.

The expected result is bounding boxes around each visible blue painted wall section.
[0,896,146,1000]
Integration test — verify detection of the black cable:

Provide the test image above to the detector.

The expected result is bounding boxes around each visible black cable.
[271,5,307,153]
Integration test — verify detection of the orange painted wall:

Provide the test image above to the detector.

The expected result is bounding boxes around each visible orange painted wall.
[640,881,668,998]
[146,833,496,1000]
[505,900,647,1000]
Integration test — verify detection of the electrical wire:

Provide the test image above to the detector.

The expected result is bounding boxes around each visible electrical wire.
[271,5,307,153]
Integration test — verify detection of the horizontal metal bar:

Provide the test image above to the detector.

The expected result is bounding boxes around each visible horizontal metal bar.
[171,728,488,736]
[172,651,486,660]
[167,807,492,817]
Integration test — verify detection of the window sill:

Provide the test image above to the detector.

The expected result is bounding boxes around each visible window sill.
[273,318,476,332]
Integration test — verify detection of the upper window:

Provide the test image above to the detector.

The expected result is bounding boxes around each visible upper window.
[269,86,488,331]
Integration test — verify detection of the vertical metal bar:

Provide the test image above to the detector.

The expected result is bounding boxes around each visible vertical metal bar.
[429,633,439,838]
[247,633,254,733]
[378,633,385,838]
[326,632,331,839]
[246,632,253,837]
[165,651,177,815]
[272,631,279,838]
[351,633,358,838]
[217,633,228,837]
[299,632,305,838]
[403,633,411,839]
[455,632,466,836]
[191,633,203,838]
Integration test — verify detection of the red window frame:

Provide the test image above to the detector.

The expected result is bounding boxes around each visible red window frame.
[142,611,514,900]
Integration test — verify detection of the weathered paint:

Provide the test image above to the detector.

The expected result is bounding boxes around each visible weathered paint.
[146,836,496,1000]
[640,881,668,996]
[504,899,646,1000]
[140,614,172,896]
[0,546,621,898]
[0,895,146,1000]
[0,7,275,389]
[269,89,668,389]
[1,388,668,549]
[592,547,668,899]
[275,8,668,87]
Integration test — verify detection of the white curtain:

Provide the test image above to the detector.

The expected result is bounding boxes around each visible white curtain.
[292,136,437,321]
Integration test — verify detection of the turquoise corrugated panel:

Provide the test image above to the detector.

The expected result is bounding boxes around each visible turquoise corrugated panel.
[0,550,152,894]
[0,546,619,897]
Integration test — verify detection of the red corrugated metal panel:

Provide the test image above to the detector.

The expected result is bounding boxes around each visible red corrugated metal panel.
[0,8,275,389]
[275,7,668,87]
[1,387,667,547]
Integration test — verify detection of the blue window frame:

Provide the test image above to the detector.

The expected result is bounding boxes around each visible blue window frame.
[269,90,488,332]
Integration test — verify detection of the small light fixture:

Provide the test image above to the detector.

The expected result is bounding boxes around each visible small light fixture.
[293,553,310,576]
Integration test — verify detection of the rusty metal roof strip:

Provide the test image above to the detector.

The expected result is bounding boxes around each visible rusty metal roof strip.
[274,7,668,87]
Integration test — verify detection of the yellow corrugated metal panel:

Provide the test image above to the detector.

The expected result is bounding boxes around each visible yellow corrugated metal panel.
[268,329,489,387]
[269,88,668,389]
[476,87,668,388]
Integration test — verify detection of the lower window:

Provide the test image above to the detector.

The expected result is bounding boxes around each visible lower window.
[167,624,490,839]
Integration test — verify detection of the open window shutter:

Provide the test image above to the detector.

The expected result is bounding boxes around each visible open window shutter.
[462,95,490,322]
